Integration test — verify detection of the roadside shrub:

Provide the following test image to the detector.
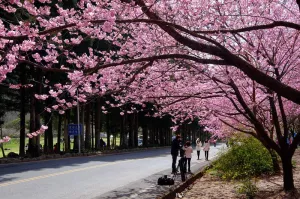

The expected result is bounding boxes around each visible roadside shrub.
[211,136,274,180]
[237,178,258,199]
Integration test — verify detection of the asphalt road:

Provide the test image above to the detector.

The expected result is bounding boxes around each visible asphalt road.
[0,144,225,199]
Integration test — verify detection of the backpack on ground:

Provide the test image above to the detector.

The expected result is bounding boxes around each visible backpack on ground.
[157,175,174,185]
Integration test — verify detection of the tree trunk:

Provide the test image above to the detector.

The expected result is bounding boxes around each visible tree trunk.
[0,143,5,158]
[48,116,53,153]
[29,90,36,157]
[128,114,133,147]
[57,114,62,153]
[80,105,85,152]
[91,108,94,150]
[19,70,26,157]
[35,103,41,156]
[268,148,280,173]
[43,113,49,153]
[95,99,101,150]
[1,126,5,158]
[142,126,147,147]
[149,127,154,146]
[63,110,69,152]
[85,103,91,149]
[281,155,295,191]
[120,114,127,147]
[134,113,138,147]
[159,127,164,146]
[106,113,110,148]
[35,70,42,156]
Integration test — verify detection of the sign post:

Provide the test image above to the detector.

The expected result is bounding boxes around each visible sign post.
[68,124,82,153]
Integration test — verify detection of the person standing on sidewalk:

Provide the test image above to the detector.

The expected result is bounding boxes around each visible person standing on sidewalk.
[171,135,181,173]
[183,141,193,173]
[213,139,217,147]
[203,139,210,161]
[196,138,201,160]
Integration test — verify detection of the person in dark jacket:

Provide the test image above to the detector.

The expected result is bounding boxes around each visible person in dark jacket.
[171,135,181,173]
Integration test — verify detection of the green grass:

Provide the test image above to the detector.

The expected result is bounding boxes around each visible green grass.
[0,137,121,158]
[0,138,22,158]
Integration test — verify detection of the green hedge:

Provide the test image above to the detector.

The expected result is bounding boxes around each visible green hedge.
[211,136,274,180]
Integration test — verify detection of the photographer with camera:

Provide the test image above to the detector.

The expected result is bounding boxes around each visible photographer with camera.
[171,135,181,173]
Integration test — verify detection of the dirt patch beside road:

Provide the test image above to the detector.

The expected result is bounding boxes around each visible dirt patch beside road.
[180,149,300,199]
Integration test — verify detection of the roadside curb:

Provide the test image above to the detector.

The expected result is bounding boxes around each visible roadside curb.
[0,146,169,166]
[157,153,224,199]
[158,164,212,199]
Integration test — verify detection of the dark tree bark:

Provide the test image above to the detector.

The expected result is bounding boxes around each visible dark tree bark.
[120,117,123,147]
[159,127,164,146]
[142,125,148,147]
[35,101,41,156]
[57,114,62,153]
[95,99,101,150]
[19,68,26,157]
[120,114,127,147]
[91,107,94,150]
[281,155,295,190]
[63,110,70,152]
[80,105,84,152]
[149,127,154,146]
[43,113,49,153]
[85,103,91,149]
[134,113,139,147]
[35,70,43,155]
[106,113,110,148]
[128,114,133,147]
[48,115,53,153]
[29,87,36,156]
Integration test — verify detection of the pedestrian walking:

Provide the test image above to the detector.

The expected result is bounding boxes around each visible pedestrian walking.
[171,135,181,173]
[203,139,210,161]
[196,138,201,160]
[213,139,217,147]
[183,141,193,173]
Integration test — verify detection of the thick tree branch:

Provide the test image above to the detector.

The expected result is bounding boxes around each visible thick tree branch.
[229,80,281,154]
[218,118,257,137]
[274,68,289,140]
[84,54,228,74]
[268,95,284,145]
[194,21,300,34]
[134,0,300,105]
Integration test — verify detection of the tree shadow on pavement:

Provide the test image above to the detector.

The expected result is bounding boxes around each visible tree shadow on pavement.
[0,148,170,184]
[96,168,187,199]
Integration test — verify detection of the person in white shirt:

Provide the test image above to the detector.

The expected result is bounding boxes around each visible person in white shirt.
[196,138,201,160]
[183,141,193,173]
[203,139,210,161]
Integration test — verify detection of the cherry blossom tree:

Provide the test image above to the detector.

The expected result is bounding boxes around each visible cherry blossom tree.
[0,0,300,191]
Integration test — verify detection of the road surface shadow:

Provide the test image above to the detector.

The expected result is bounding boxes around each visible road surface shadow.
[0,176,18,184]
[0,148,171,182]
[97,166,197,199]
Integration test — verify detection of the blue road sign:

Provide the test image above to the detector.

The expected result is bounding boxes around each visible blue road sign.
[68,124,83,136]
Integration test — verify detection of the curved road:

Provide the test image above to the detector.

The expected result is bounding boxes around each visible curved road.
[0,144,225,199]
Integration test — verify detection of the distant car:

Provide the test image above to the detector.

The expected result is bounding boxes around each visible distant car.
[138,139,143,146]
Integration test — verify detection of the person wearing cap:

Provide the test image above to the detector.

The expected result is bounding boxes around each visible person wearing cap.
[171,135,181,173]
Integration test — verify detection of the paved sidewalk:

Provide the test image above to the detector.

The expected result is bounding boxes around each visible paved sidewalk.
[97,144,225,199]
